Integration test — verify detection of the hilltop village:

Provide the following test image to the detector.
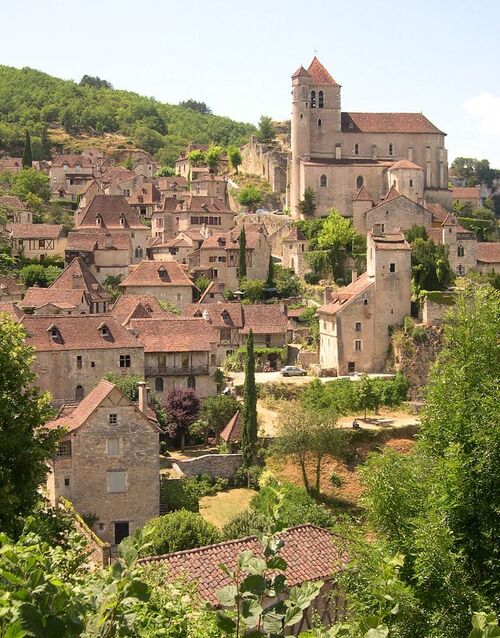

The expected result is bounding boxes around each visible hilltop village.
[0,58,499,636]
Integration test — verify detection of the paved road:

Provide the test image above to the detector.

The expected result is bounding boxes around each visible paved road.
[230,371,395,387]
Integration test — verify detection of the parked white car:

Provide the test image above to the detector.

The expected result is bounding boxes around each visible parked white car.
[281,365,307,377]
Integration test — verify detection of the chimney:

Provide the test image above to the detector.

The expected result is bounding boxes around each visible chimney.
[351,270,358,283]
[137,382,147,413]
[324,287,334,304]
[105,233,112,249]
[372,223,382,237]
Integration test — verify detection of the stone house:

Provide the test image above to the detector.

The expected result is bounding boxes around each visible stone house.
[149,236,194,264]
[129,317,218,398]
[77,179,104,209]
[190,174,228,205]
[185,302,244,364]
[20,257,111,315]
[49,154,94,202]
[319,227,411,375]
[8,223,67,260]
[128,183,161,219]
[428,213,478,275]
[113,150,159,178]
[118,260,195,311]
[138,524,346,634]
[190,225,270,291]
[22,315,144,403]
[66,231,132,283]
[290,57,449,218]
[156,175,188,198]
[101,170,150,198]
[281,227,309,275]
[109,294,168,326]
[451,186,482,210]
[198,281,226,303]
[74,194,149,262]
[476,242,500,273]
[46,380,159,546]
[0,195,33,224]
[174,144,211,181]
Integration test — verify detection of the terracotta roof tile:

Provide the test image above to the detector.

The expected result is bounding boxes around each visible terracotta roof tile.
[319,272,374,316]
[0,302,24,321]
[20,288,85,310]
[129,317,218,352]
[241,304,293,335]
[110,295,168,324]
[286,227,307,241]
[157,175,188,190]
[370,231,411,250]
[185,302,244,328]
[49,257,110,303]
[354,185,374,201]
[426,203,448,224]
[341,112,444,134]
[198,281,226,302]
[119,261,194,288]
[139,525,346,605]
[0,195,25,209]
[219,411,242,442]
[389,159,423,171]
[307,57,339,86]
[477,242,500,263]
[128,183,161,205]
[384,184,401,201]
[452,186,481,199]
[0,275,23,297]
[291,65,311,79]
[76,195,144,230]
[8,223,63,239]
[66,231,131,252]
[21,315,142,352]
[51,154,93,168]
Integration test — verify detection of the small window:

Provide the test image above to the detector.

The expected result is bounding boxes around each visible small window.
[95,216,102,227]
[90,361,95,367]
[381,224,385,233]
[107,471,127,493]
[187,375,196,390]
[363,299,368,306]
[317,118,322,127]
[355,322,362,332]
[311,90,316,108]
[100,325,109,337]
[320,174,327,187]
[210,353,217,366]
[109,414,117,425]
[354,144,359,156]
[50,326,58,339]
[389,263,396,273]
[76,355,82,369]
[119,354,131,368]
[39,239,45,249]
[75,385,84,400]
[106,438,120,457]
[155,377,164,391]
[409,179,413,187]
[318,90,324,108]
[356,175,363,189]
[348,362,356,373]
[457,265,465,275]
[64,477,70,487]
[355,340,362,351]
[389,143,394,156]
[56,440,72,458]
[265,334,271,347]
[457,245,465,257]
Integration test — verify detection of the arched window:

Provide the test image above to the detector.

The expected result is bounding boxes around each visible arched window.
[457,245,465,257]
[310,91,316,108]
[318,91,324,108]
[356,176,364,189]
[155,377,164,392]
[75,385,84,401]
[354,144,359,156]
[135,247,139,259]
[187,376,196,390]
[320,174,327,187]
[317,118,322,127]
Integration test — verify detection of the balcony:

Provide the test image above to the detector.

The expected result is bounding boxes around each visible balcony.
[146,365,209,377]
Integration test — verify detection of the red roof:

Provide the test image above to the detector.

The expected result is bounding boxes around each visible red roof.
[66,231,131,252]
[384,184,401,201]
[51,154,93,168]
[119,261,194,288]
[241,304,293,335]
[49,257,110,303]
[8,223,63,239]
[354,185,374,202]
[451,186,480,199]
[186,302,244,328]
[76,195,144,230]
[128,183,161,205]
[291,65,311,79]
[307,57,339,86]
[341,112,444,134]
[286,227,307,241]
[138,525,346,606]
[129,317,217,352]
[319,272,374,316]
[477,242,500,264]
[110,295,168,324]
[389,159,423,171]
[0,302,24,321]
[219,411,242,442]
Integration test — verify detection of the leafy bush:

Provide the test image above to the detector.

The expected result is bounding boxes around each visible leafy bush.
[256,382,304,402]
[140,510,220,556]
[160,477,201,512]
[234,464,262,489]
[222,509,270,540]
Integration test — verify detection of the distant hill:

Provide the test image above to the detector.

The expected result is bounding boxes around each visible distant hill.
[0,65,256,165]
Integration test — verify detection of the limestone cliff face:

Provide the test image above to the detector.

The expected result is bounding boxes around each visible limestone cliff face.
[389,325,445,397]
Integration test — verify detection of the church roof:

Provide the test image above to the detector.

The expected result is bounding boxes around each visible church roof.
[307,57,339,86]
[341,112,444,135]
[354,185,374,201]
[286,227,307,241]
[389,159,423,171]
[384,184,401,201]
[291,66,311,79]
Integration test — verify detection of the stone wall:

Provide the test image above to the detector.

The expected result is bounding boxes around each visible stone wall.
[297,350,319,369]
[240,137,288,197]
[173,453,242,479]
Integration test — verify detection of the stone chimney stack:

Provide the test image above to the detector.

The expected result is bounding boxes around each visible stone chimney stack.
[351,270,358,283]
[137,382,147,413]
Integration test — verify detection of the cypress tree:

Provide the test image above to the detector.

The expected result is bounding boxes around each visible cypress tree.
[241,329,257,469]
[40,127,51,160]
[22,130,32,169]
[266,253,275,288]
[238,227,247,284]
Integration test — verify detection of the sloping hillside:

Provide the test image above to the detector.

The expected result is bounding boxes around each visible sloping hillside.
[0,65,255,165]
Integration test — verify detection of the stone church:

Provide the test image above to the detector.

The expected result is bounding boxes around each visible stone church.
[289,57,450,220]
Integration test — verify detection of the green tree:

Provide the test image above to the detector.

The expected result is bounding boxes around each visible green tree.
[357,373,378,420]
[22,129,32,169]
[122,156,134,170]
[409,237,452,294]
[179,99,212,114]
[266,254,275,288]
[0,316,60,537]
[134,126,164,154]
[12,168,50,202]
[194,274,211,293]
[140,510,220,556]
[102,274,122,302]
[240,277,265,302]
[316,209,364,281]
[187,149,205,166]
[79,74,113,89]
[237,184,263,211]
[238,226,247,282]
[44,265,63,285]
[155,165,175,177]
[206,145,223,172]
[298,187,317,217]
[241,330,258,469]
[227,145,242,174]
[256,115,276,144]
[199,395,240,436]
[103,373,144,401]
[19,264,48,287]
[274,265,302,298]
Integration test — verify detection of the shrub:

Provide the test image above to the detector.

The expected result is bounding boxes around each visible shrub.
[304,271,321,285]
[329,472,344,489]
[140,510,220,556]
[160,477,201,512]
[256,382,304,403]
[234,464,262,489]
[222,509,270,540]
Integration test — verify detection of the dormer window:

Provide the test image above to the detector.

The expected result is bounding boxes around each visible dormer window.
[49,325,58,339]
[119,215,126,227]
[100,324,110,337]
[75,163,81,172]
[63,163,68,171]
[95,214,102,227]
[158,266,168,280]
